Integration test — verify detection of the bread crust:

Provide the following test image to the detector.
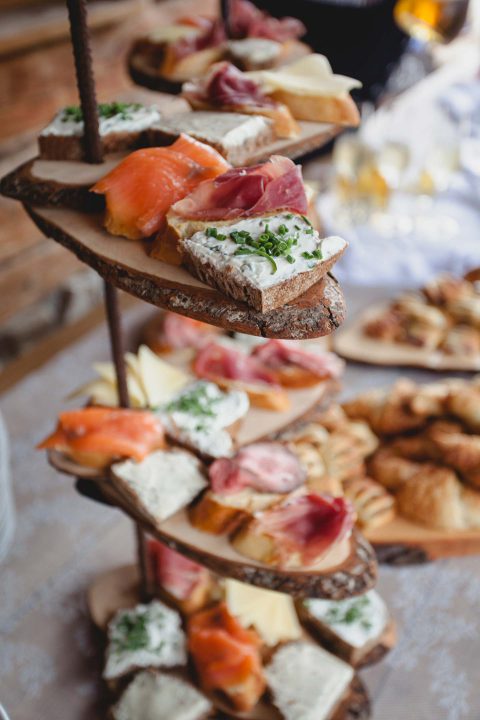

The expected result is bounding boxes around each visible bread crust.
[38,129,153,162]
[271,89,360,127]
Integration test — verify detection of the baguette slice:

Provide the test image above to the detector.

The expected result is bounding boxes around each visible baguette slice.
[148,111,277,166]
[211,376,290,412]
[179,213,347,313]
[189,488,282,534]
[111,671,213,720]
[298,590,393,667]
[185,97,299,139]
[270,89,360,127]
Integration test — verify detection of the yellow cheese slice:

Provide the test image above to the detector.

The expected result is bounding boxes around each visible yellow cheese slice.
[137,345,191,408]
[225,579,302,647]
[248,54,362,98]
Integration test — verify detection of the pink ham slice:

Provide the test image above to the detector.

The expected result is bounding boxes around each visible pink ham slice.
[210,442,306,495]
[171,156,308,221]
[171,17,226,59]
[194,343,280,387]
[183,61,276,108]
[160,312,219,351]
[148,540,207,600]
[252,339,345,379]
[230,0,306,41]
[257,494,354,566]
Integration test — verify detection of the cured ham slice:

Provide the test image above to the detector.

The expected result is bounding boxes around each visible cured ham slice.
[171,155,308,221]
[194,343,279,387]
[148,540,208,601]
[171,17,226,59]
[188,602,265,712]
[210,442,306,495]
[183,61,276,108]
[230,0,306,42]
[38,407,165,467]
[149,312,221,353]
[258,494,353,565]
[253,339,345,379]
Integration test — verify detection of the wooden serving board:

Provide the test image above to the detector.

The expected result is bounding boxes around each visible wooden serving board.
[88,565,370,720]
[366,516,480,564]
[26,205,345,339]
[333,304,480,372]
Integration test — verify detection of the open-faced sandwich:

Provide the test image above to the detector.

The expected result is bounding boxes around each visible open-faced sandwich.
[129,0,309,89]
[142,312,222,356]
[151,155,347,311]
[38,102,163,161]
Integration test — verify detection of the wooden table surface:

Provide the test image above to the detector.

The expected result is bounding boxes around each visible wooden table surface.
[1,291,480,720]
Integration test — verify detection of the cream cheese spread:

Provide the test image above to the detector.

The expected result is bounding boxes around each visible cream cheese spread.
[266,642,354,720]
[158,381,249,458]
[113,671,212,720]
[183,214,346,291]
[104,601,186,680]
[41,104,162,138]
[305,590,388,649]
[112,449,207,523]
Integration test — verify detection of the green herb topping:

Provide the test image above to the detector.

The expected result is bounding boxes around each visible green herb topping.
[62,102,143,124]
[166,384,221,418]
[204,215,322,275]
[322,596,373,631]
[113,613,150,653]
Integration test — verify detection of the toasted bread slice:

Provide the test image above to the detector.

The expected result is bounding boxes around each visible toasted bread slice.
[270,89,360,127]
[185,97,299,139]
[161,46,225,83]
[211,376,290,412]
[189,488,282,534]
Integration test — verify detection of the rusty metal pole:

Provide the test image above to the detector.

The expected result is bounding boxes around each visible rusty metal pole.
[66,0,152,600]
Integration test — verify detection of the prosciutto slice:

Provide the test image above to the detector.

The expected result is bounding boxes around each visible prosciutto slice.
[253,339,345,379]
[257,494,354,565]
[230,0,306,42]
[148,540,207,600]
[160,312,219,351]
[171,156,308,221]
[171,17,226,59]
[210,442,306,495]
[183,61,275,108]
[194,343,279,386]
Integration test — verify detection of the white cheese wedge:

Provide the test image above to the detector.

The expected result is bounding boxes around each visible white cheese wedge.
[225,579,302,647]
[227,38,281,66]
[104,601,187,680]
[304,590,388,649]
[69,346,191,409]
[112,449,207,524]
[113,671,212,720]
[248,54,362,98]
[266,642,354,720]
[183,214,347,292]
[158,381,249,458]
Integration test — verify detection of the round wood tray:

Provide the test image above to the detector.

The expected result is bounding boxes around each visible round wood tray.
[88,564,371,720]
[77,471,377,599]
[333,304,480,372]
[27,205,345,339]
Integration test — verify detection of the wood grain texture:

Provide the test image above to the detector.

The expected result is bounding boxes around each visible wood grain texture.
[26,206,345,339]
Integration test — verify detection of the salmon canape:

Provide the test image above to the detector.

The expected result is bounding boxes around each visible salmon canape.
[38,406,165,469]
[188,602,266,712]
[91,135,230,241]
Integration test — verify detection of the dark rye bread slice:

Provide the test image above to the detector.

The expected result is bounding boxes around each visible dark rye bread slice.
[38,128,155,162]
[177,215,347,313]
[148,111,277,166]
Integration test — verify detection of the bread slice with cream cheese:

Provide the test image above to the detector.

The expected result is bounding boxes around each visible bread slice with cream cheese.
[266,641,354,720]
[111,671,213,720]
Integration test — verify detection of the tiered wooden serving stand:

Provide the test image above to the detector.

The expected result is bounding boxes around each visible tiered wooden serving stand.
[1,2,387,717]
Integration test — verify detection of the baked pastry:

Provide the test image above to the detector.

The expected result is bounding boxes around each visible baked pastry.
[446,384,480,432]
[368,447,423,490]
[344,477,396,530]
[395,465,465,531]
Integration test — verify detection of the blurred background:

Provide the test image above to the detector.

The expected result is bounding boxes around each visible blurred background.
[1,0,479,391]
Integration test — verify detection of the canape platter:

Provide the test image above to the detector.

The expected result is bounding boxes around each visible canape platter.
[26,205,345,339]
[333,304,480,372]
[365,516,480,564]
[88,564,371,720]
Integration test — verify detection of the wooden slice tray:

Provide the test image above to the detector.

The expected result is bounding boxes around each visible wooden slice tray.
[27,205,345,339]
[88,564,370,720]
[365,516,480,564]
[333,304,480,372]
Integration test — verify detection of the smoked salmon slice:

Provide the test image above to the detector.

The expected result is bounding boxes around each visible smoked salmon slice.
[91,135,230,241]
[38,406,165,468]
[188,602,265,711]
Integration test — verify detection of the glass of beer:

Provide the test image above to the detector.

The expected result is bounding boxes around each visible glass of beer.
[394,0,469,43]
